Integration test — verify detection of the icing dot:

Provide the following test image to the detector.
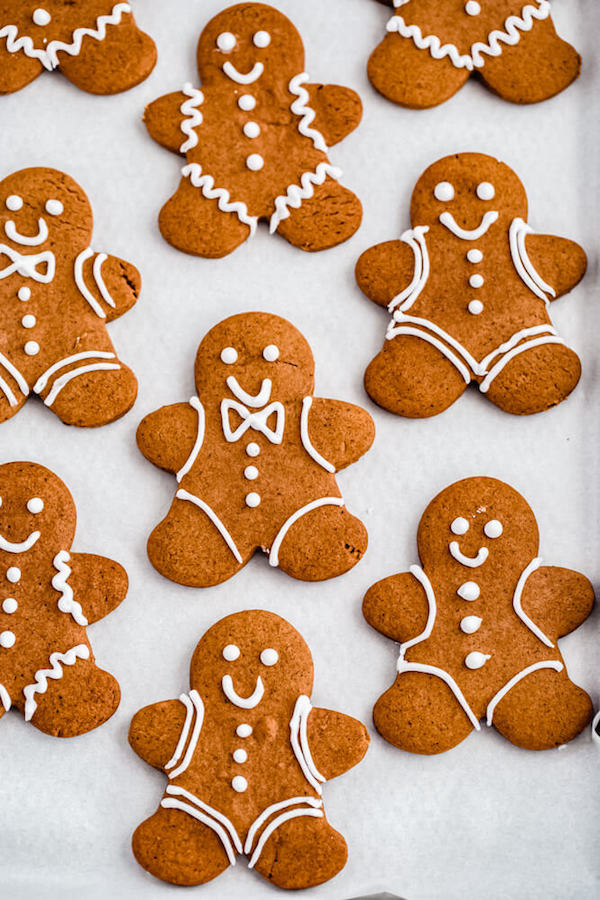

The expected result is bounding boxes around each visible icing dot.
[457,581,480,601]
[0,630,15,648]
[221,347,238,364]
[223,644,240,661]
[45,199,63,216]
[21,315,36,329]
[246,492,261,508]
[6,195,22,211]
[32,8,51,26]
[260,648,278,666]
[233,748,248,763]
[244,466,258,481]
[6,567,20,583]
[238,94,256,111]
[26,497,43,514]
[465,1,481,14]
[253,30,271,48]
[434,182,454,202]
[460,615,482,635]
[469,274,484,289]
[468,300,484,316]
[243,122,260,139]
[24,341,39,356]
[262,344,279,362]
[246,443,260,457]
[467,249,483,263]
[477,182,495,201]
[232,775,248,792]
[236,723,252,738]
[216,32,236,52]
[451,517,469,536]
[484,519,503,538]
[18,287,31,301]
[2,598,17,614]
[246,154,264,171]
[465,651,491,670]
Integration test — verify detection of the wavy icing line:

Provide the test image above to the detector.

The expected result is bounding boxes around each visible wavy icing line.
[269,162,342,233]
[182,164,258,235]
[51,551,88,627]
[288,73,329,154]
[0,3,132,71]
[179,83,204,153]
[23,644,90,721]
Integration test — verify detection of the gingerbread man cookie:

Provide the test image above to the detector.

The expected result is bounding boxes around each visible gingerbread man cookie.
[137,312,374,587]
[364,477,594,754]
[129,610,369,888]
[369,0,580,108]
[0,462,127,737]
[0,167,140,427]
[357,153,586,418]
[0,1,156,95]
[144,2,363,257]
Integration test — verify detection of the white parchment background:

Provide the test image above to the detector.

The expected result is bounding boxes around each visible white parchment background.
[0,1,598,898]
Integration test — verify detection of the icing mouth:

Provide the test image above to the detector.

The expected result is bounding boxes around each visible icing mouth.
[226,375,272,408]
[0,530,40,553]
[222,674,265,709]
[5,218,49,247]
[449,541,489,568]
[222,61,264,84]
[439,210,499,241]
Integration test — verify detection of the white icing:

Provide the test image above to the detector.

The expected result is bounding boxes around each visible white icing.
[457,581,480,601]
[486,660,563,725]
[222,61,264,85]
[246,443,260,457]
[449,541,489,568]
[246,154,264,172]
[288,73,329,154]
[5,217,48,246]
[484,519,503,538]
[51,551,88,626]
[227,376,271,407]
[592,711,600,746]
[243,122,260,139]
[468,300,484,315]
[467,249,483,263]
[387,227,431,314]
[244,466,258,481]
[161,788,240,866]
[248,807,323,869]
[479,335,565,394]
[24,341,39,356]
[397,659,481,730]
[92,253,116,309]
[439,210,498,240]
[21,315,36,328]
[289,695,326,794]
[398,566,437,656]
[216,32,236,52]
[221,347,238,364]
[262,344,279,362]
[221,399,284,445]
[236,723,252,738]
[465,651,491,669]
[249,796,320,858]
[179,83,204,153]
[268,497,344,567]
[477,182,495,201]
[183,163,258,236]
[232,776,247,792]
[176,397,205,483]
[260,648,278,666]
[465,1,481,15]
[74,248,106,318]
[0,245,55,283]
[223,644,240,661]
[2,598,17,614]
[0,683,10,711]
[238,94,256,111]
[0,530,40,552]
[469,274,484,288]
[0,630,15,648]
[33,9,52,27]
[300,397,335,473]
[509,217,556,303]
[512,558,554,647]
[460,615,482,634]
[23,644,90,721]
[18,287,31,300]
[451,517,469,535]
[233,748,247,763]
[6,195,23,211]
[43,361,121,406]
[45,199,63,216]
[165,691,204,779]
[434,182,454,202]
[176,489,243,564]
[33,351,116,395]
[221,674,264,709]
[253,31,271,48]
[6,567,20,583]
[270,162,342,233]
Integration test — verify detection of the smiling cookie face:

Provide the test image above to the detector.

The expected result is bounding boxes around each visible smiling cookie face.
[0,462,76,560]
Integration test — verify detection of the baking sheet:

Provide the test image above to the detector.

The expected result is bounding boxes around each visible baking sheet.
[1,1,599,897]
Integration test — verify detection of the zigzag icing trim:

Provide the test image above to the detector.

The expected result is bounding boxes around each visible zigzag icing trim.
[51,551,88,627]
[180,83,204,153]
[269,162,342,233]
[288,73,329,153]
[387,0,550,71]
[23,644,90,721]
[182,163,258,235]
[0,3,131,71]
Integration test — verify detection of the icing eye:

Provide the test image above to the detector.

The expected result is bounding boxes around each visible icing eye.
[26,497,44,514]
[45,199,63,216]
[262,345,279,362]
[260,648,278,666]
[223,644,240,661]
[477,182,495,201]
[253,30,271,48]
[451,517,469,535]
[216,32,236,52]
[484,519,503,539]
[6,195,23,211]
[220,347,238,364]
[434,182,454,202]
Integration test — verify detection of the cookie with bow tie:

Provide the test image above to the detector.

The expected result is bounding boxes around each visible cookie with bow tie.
[136,312,375,587]
[0,167,139,427]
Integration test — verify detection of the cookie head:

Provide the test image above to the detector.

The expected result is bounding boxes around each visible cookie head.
[190,610,313,711]
[197,3,304,88]
[0,168,93,255]
[417,477,539,574]
[410,153,528,239]
[0,462,76,559]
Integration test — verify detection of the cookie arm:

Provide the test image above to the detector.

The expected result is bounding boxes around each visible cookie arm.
[307,708,369,779]
[525,234,587,299]
[67,553,128,624]
[137,403,200,474]
[520,566,594,640]
[129,700,189,770]
[363,572,430,642]
[79,251,140,322]
[355,240,418,308]
[144,91,189,154]
[305,399,375,470]
[305,84,363,146]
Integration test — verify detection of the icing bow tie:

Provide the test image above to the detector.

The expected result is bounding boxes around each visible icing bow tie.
[0,245,55,283]
[221,398,285,444]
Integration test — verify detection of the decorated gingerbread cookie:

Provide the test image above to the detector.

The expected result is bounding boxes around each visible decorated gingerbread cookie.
[137,312,374,587]
[369,0,580,108]
[143,2,363,257]
[0,2,156,95]
[357,153,586,418]
[0,462,126,737]
[129,609,369,888]
[364,477,594,754]
[0,167,140,427]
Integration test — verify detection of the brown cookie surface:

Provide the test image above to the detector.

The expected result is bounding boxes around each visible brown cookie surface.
[357,152,586,418]
[0,167,140,427]
[0,461,126,737]
[129,609,369,888]
[368,0,580,108]
[363,476,594,754]
[144,2,363,257]
[137,312,374,587]
[0,1,156,94]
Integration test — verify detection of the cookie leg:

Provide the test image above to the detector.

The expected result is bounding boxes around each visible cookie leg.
[483,342,581,415]
[26,659,120,738]
[0,390,28,425]
[491,668,593,750]
[275,504,367,581]
[57,17,156,94]
[159,177,252,259]
[251,814,347,889]
[40,361,138,427]
[132,807,231,886]
[480,19,580,104]
[368,35,470,109]
[373,672,475,754]
[365,335,468,418]
[0,46,43,94]
[274,179,362,251]
[147,496,248,587]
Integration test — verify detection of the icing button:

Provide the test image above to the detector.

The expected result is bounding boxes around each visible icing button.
[468,300,484,315]
[465,1,481,15]
[460,615,482,635]
[246,492,261,508]
[457,581,480,601]
[246,442,260,457]
[243,122,261,139]
[18,287,31,301]
[6,567,21,584]
[236,723,252,738]
[238,94,256,111]
[2,598,17,614]
[465,651,491,670]
[0,630,16,648]
[233,748,248,763]
[32,8,51,26]
[24,341,40,356]
[244,466,259,481]
[246,154,264,172]
[467,249,483,263]
[21,315,36,329]
[469,274,484,289]
[232,775,248,792]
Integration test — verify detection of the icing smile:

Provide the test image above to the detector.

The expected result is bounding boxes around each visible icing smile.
[449,541,489,568]
[439,210,499,241]
[227,375,272,408]
[222,61,264,84]
[5,218,49,247]
[0,530,40,553]
[221,673,265,708]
